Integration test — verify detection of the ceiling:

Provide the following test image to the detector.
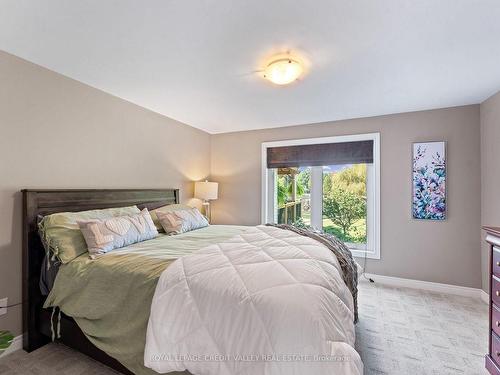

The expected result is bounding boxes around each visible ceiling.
[1,1,500,134]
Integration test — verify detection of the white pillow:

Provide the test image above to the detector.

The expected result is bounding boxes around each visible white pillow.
[150,204,193,232]
[156,207,208,235]
[78,208,158,258]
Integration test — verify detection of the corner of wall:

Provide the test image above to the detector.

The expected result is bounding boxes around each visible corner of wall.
[479,90,500,293]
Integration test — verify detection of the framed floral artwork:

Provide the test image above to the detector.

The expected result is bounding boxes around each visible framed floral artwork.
[412,141,446,220]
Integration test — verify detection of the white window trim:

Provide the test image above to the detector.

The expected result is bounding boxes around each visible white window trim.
[261,132,381,260]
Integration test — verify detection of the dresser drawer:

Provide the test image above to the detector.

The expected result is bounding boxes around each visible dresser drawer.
[494,247,500,277]
[493,304,500,337]
[492,332,500,367]
[493,276,500,306]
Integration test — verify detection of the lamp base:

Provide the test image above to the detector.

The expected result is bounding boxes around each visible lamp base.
[202,201,211,223]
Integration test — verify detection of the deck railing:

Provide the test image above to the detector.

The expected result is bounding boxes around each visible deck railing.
[278,201,302,224]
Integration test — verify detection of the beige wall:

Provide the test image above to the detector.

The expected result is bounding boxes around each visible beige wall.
[211,105,482,288]
[480,91,500,292]
[0,51,211,336]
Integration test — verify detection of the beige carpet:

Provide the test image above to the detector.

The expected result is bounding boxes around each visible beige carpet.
[355,280,488,374]
[0,281,488,374]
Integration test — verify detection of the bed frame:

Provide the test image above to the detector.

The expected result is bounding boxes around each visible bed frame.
[22,189,180,375]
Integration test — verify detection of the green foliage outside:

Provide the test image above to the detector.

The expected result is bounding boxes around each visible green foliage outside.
[276,169,309,206]
[0,330,14,355]
[300,213,366,243]
[277,181,288,206]
[323,191,366,242]
[324,164,366,196]
[296,168,311,193]
[323,164,367,243]
[323,218,366,243]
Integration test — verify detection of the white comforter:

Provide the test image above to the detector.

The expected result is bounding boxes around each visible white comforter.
[144,225,362,375]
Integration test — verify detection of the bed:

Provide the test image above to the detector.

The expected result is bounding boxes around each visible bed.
[22,189,361,375]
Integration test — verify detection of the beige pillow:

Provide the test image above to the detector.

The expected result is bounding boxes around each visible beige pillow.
[78,208,158,259]
[150,204,193,232]
[38,206,141,263]
[157,207,209,235]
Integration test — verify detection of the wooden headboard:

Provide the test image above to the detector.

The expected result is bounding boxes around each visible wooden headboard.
[22,189,179,352]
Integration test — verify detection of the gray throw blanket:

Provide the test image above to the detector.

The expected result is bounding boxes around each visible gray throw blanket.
[266,223,358,323]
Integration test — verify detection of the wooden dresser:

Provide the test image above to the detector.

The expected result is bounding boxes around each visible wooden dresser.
[485,226,500,374]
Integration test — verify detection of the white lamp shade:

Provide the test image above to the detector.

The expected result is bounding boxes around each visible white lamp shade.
[194,181,218,200]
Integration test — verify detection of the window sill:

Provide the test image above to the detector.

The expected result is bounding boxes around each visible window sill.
[351,249,380,260]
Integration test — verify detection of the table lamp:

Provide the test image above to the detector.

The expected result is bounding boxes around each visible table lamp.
[194,180,218,223]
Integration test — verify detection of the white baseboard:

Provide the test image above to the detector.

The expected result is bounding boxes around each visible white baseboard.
[363,273,488,303]
[0,334,23,358]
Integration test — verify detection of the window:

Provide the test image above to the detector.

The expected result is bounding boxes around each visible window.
[262,133,380,259]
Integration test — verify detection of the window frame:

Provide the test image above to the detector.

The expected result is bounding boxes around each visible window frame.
[261,133,380,260]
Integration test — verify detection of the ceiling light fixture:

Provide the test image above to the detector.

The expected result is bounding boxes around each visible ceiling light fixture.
[263,57,303,85]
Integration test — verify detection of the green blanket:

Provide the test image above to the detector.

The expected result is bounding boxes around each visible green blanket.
[44,225,250,375]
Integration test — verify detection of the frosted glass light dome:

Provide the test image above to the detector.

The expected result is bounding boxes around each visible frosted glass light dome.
[264,58,303,85]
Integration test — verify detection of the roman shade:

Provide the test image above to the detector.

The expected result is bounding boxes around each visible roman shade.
[267,140,374,168]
